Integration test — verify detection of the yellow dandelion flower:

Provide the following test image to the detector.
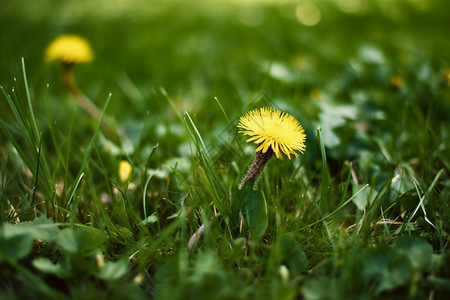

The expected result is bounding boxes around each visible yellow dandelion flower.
[46,35,93,64]
[45,35,105,121]
[238,107,306,189]
[119,160,132,183]
[238,107,306,159]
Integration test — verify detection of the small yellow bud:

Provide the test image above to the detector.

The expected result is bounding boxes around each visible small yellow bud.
[119,160,132,183]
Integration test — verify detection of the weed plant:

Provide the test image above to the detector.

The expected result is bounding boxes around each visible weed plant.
[1,0,449,299]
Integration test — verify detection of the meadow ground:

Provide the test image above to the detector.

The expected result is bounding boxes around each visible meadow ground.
[1,0,450,299]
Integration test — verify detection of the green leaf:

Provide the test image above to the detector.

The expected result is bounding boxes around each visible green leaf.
[57,228,78,253]
[57,227,107,254]
[393,236,433,271]
[14,215,60,242]
[0,223,34,262]
[275,234,308,276]
[32,258,65,277]
[0,217,62,262]
[140,213,159,225]
[318,102,357,148]
[302,277,337,300]
[362,246,412,294]
[352,184,377,211]
[427,276,450,292]
[235,179,268,239]
[98,259,129,281]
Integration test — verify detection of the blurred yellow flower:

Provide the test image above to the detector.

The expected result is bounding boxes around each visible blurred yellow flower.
[119,160,132,183]
[442,68,450,86]
[238,107,306,159]
[389,75,404,91]
[46,35,93,64]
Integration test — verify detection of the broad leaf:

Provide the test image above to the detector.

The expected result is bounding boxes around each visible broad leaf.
[235,179,268,239]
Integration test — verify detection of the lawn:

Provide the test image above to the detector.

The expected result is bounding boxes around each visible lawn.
[1,0,450,299]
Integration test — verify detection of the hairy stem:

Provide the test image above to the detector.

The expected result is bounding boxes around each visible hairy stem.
[62,63,102,120]
[239,148,274,189]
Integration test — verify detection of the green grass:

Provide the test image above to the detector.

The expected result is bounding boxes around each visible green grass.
[1,0,450,299]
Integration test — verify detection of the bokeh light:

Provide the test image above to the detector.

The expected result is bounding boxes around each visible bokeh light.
[296,2,321,26]
[336,0,362,13]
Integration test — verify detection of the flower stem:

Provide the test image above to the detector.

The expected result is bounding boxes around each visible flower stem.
[61,63,117,140]
[62,63,102,120]
[239,148,274,189]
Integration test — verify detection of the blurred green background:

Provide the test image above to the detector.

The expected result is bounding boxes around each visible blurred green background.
[2,0,449,116]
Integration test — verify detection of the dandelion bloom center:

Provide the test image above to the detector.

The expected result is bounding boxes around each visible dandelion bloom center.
[46,35,93,64]
[238,107,306,159]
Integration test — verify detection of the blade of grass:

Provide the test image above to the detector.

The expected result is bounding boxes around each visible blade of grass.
[160,87,229,216]
[398,168,443,235]
[67,172,84,226]
[301,184,369,230]
[1,83,53,200]
[0,87,33,150]
[144,143,159,171]
[142,174,153,220]
[339,162,354,206]
[184,112,228,216]
[214,96,231,124]
[160,87,184,124]
[22,58,40,140]
[22,59,54,197]
[139,207,188,270]
[0,87,35,168]
[110,182,133,230]
[61,109,77,208]
[317,127,331,212]
[66,93,112,206]
[31,134,42,212]
[45,84,69,175]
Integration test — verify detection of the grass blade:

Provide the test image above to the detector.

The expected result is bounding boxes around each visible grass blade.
[66,93,112,206]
